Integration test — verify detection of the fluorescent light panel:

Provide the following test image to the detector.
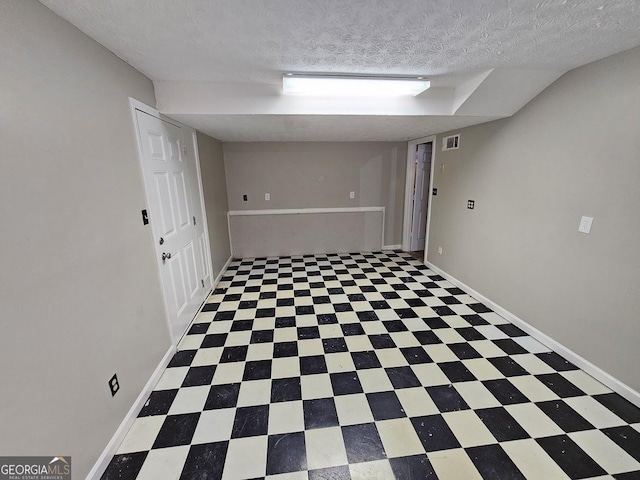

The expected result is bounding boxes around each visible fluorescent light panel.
[283,74,430,97]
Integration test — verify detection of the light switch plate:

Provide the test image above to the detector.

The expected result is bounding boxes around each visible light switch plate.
[349,191,355,199]
[578,216,594,234]
[265,193,270,201]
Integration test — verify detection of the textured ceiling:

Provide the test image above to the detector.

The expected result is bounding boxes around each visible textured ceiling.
[169,114,503,142]
[39,0,640,141]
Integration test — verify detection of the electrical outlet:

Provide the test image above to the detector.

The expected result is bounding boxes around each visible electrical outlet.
[432,188,438,196]
[109,373,120,397]
[265,193,270,201]
[242,194,248,202]
[467,200,475,209]
[349,191,355,199]
[578,216,594,234]
[438,246,443,255]
[141,209,148,225]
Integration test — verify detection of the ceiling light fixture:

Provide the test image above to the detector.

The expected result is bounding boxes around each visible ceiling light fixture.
[282,73,430,97]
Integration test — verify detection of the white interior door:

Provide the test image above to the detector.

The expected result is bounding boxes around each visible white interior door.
[136,110,211,342]
[410,143,432,251]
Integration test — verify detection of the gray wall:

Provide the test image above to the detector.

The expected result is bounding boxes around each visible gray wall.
[223,142,407,249]
[0,2,170,477]
[229,211,384,258]
[428,46,640,391]
[196,132,232,276]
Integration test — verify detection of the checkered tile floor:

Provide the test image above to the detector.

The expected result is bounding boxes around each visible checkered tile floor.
[102,251,640,480]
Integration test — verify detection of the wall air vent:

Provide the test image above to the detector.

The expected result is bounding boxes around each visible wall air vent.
[442,134,460,151]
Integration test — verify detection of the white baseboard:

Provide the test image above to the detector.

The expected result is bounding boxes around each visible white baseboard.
[425,261,640,408]
[382,244,402,250]
[87,345,175,480]
[214,256,233,286]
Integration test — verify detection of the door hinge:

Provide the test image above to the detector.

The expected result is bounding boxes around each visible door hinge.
[201,279,205,288]
[181,143,188,156]
[193,216,196,225]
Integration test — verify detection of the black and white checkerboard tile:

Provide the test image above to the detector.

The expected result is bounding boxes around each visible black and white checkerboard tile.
[102,251,640,480]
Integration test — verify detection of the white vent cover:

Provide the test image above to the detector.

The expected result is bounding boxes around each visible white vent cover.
[442,134,460,151]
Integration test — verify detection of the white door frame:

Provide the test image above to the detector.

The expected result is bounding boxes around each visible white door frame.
[402,135,436,261]
[128,97,213,344]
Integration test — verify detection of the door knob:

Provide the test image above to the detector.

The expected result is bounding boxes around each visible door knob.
[162,252,172,263]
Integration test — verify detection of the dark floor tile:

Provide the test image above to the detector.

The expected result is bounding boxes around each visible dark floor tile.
[536,373,585,398]
[168,350,197,368]
[440,361,477,383]
[492,338,528,355]
[182,365,216,387]
[351,351,382,370]
[594,393,640,423]
[275,317,296,328]
[274,341,298,358]
[537,435,607,479]
[367,391,406,420]
[602,426,640,462]
[614,471,640,480]
[204,383,240,410]
[411,414,461,452]
[432,306,456,316]
[323,337,349,353]
[476,407,529,441]
[466,444,525,480]
[187,323,209,335]
[536,352,578,371]
[231,320,253,332]
[496,324,527,337]
[448,342,482,360]
[298,326,321,340]
[266,431,307,475]
[413,330,442,345]
[468,303,492,314]
[100,452,148,480]
[462,314,489,326]
[369,334,397,349]
[357,311,379,321]
[243,360,272,381]
[537,400,595,432]
[257,307,277,317]
[330,371,364,396]
[201,333,227,348]
[214,311,235,321]
[400,347,433,364]
[424,317,449,329]
[271,377,302,403]
[455,327,486,342]
[250,330,274,344]
[370,300,391,309]
[296,305,315,315]
[139,389,178,417]
[341,323,365,336]
[394,309,418,320]
[303,398,339,429]
[482,379,530,405]
[386,366,421,389]
[335,303,354,312]
[179,441,228,480]
[317,313,339,325]
[342,423,387,463]
[300,355,328,375]
[389,455,438,479]
[488,357,529,377]
[220,346,248,363]
[308,465,351,480]
[152,413,200,448]
[231,405,269,438]
[426,385,470,413]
